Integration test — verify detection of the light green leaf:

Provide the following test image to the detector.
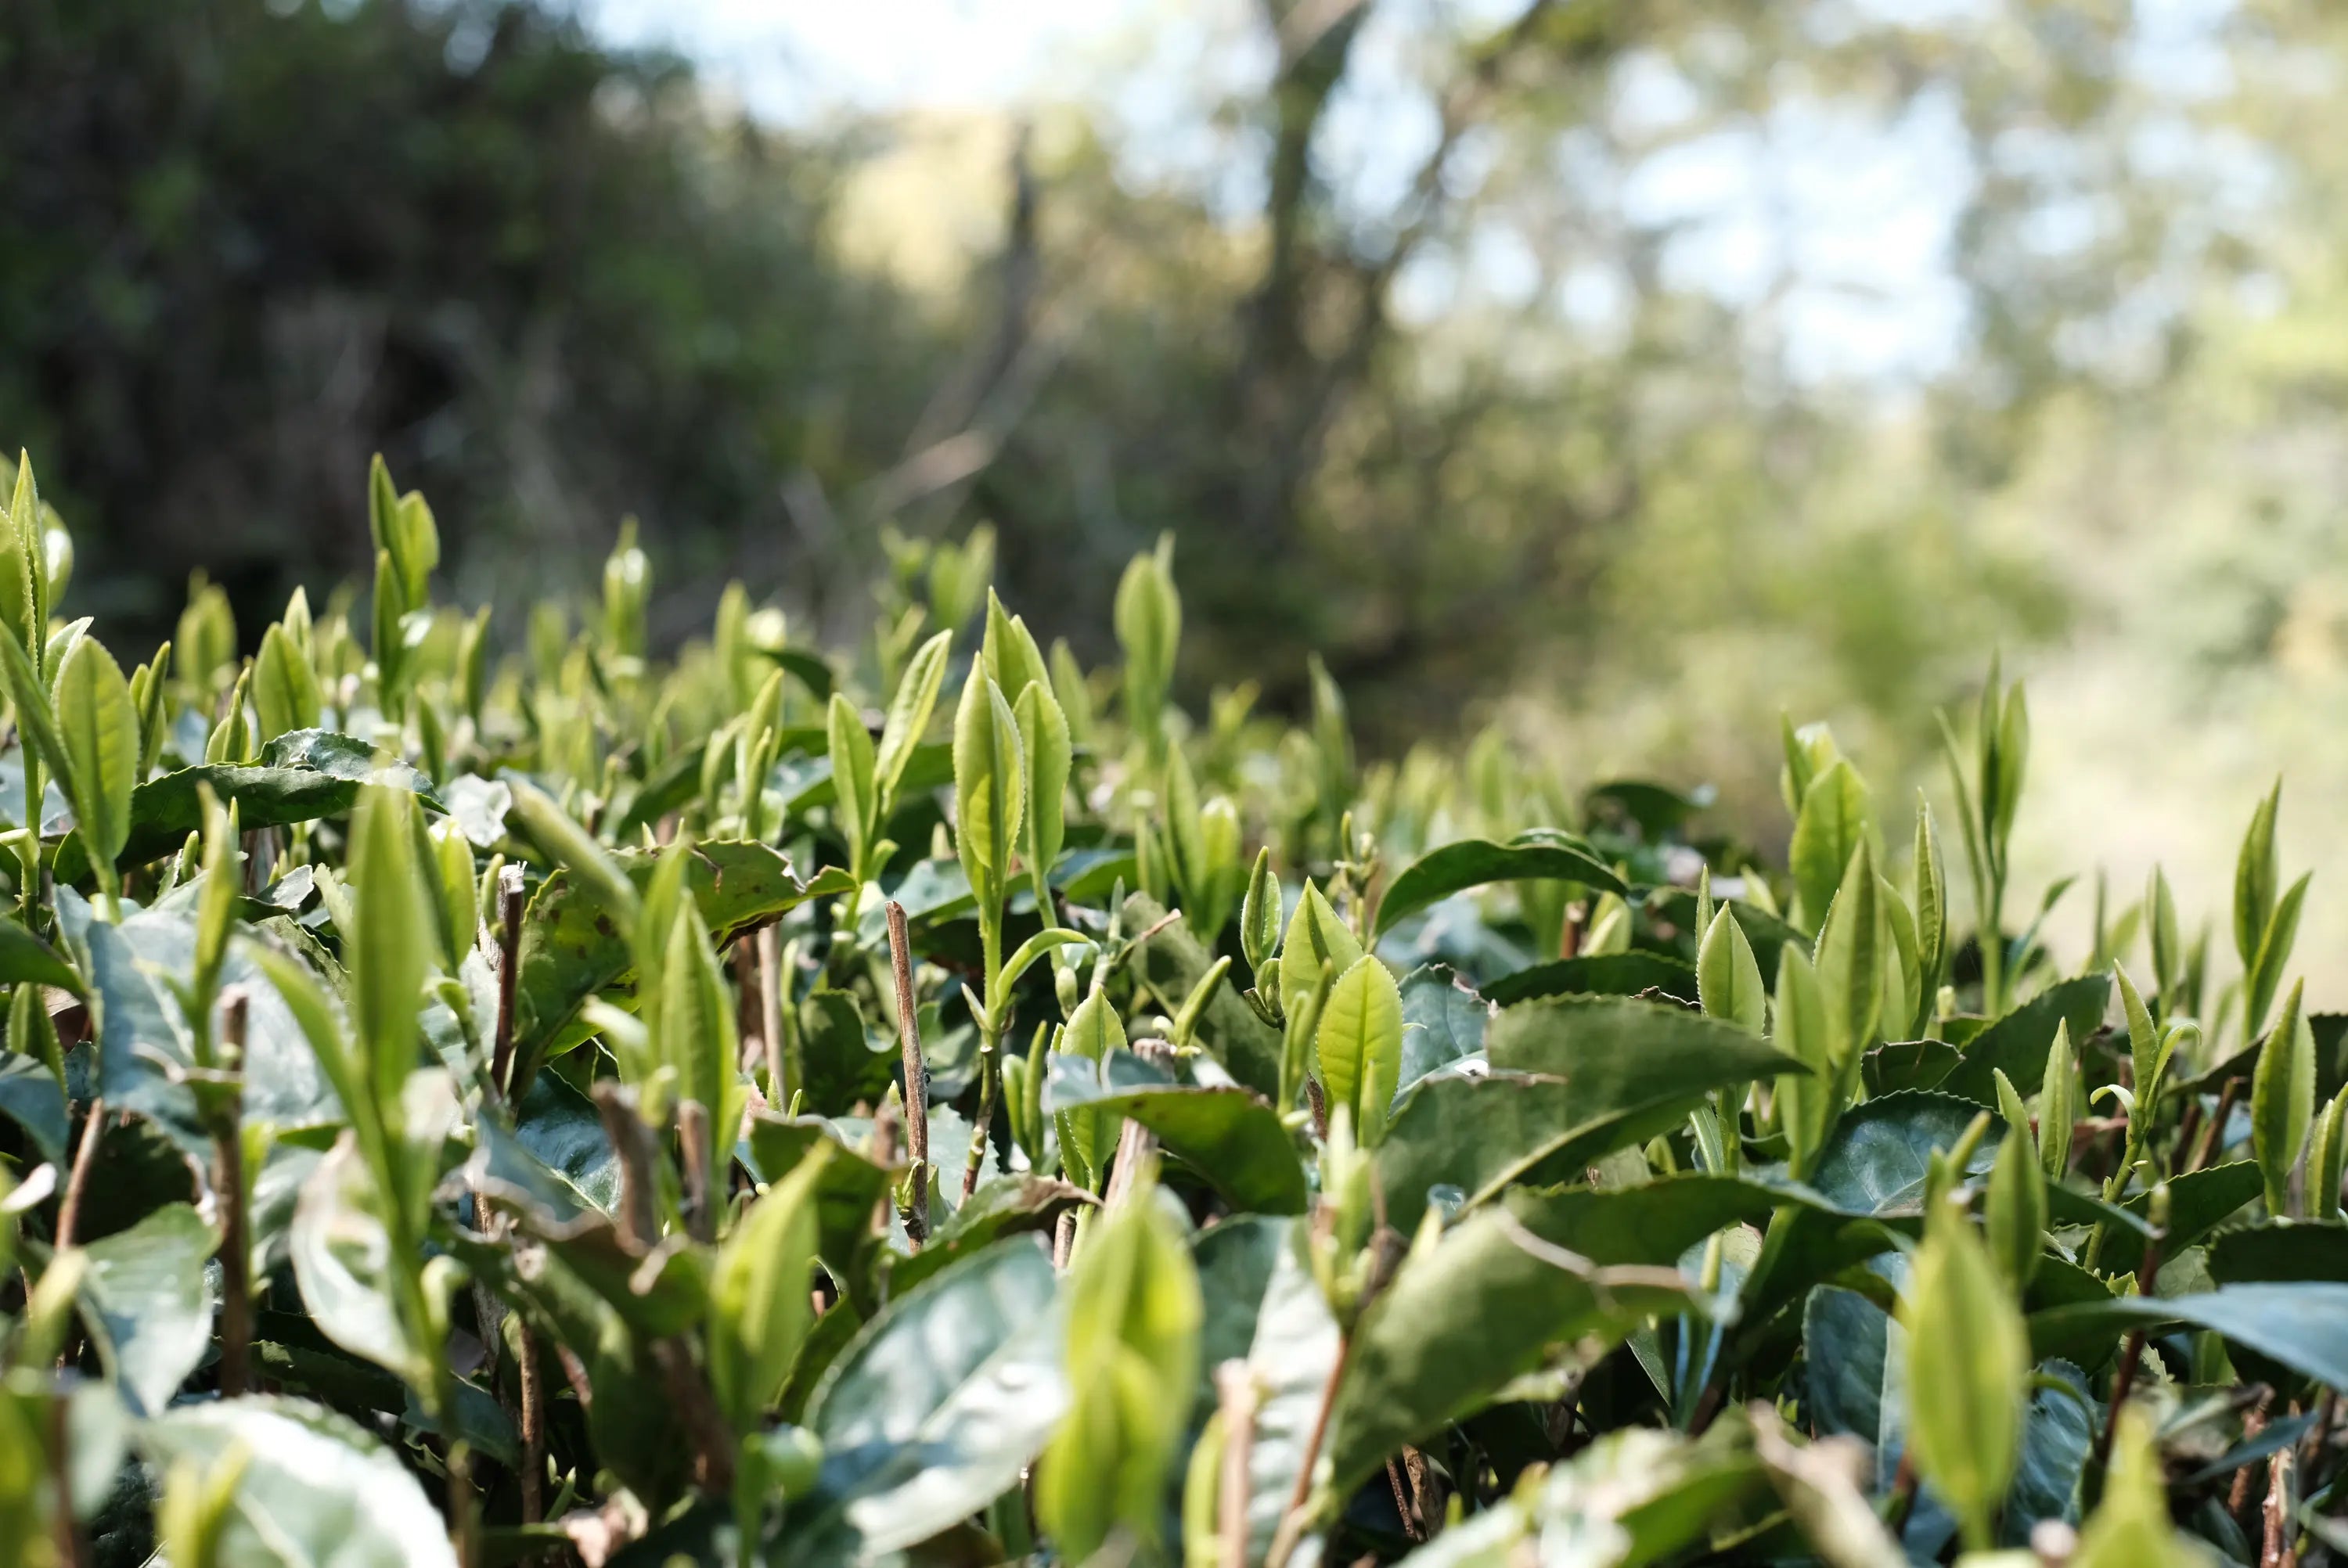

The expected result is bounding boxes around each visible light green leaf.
[348,785,428,1112]
[1698,904,1766,1034]
[1277,880,1363,1020]
[1239,847,1281,980]
[826,692,878,878]
[1789,758,1871,931]
[2114,962,2160,1118]
[290,1135,434,1393]
[876,630,953,807]
[1037,1185,1201,1562]
[1899,1198,2027,1548]
[2040,1020,2077,1183]
[981,590,1048,703]
[1984,1088,2047,1291]
[56,635,138,872]
[2251,976,2314,1214]
[951,666,1024,890]
[142,1394,459,1568]
[1316,955,1403,1145]
[708,1143,830,1434]
[1810,841,1881,1069]
[253,622,323,743]
[1014,681,1071,895]
[1774,946,1833,1178]
[2232,779,2281,966]
[1913,794,1947,1010]
[2244,870,2310,1040]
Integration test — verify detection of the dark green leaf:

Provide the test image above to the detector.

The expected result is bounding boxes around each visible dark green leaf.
[1376,998,1801,1232]
[53,729,443,882]
[799,1237,1065,1559]
[0,1050,65,1163]
[1045,1050,1306,1214]
[1322,1199,1694,1495]
[1482,951,1698,1008]
[2027,1283,2348,1389]
[1937,975,2111,1106]
[0,909,81,994]
[1374,834,1628,940]
[90,908,342,1153]
[1862,1039,1961,1096]
[1396,963,1489,1091]
[2209,1218,2348,1284]
[508,840,855,1096]
[77,1201,217,1418]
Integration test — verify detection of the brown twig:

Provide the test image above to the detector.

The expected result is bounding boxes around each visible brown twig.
[2092,1213,2169,1482]
[490,864,526,1100]
[2170,1097,2204,1178]
[2262,1415,2297,1568]
[733,937,763,1088]
[214,991,252,1398]
[2192,1078,2242,1174]
[1104,1041,1174,1205]
[1215,1361,1259,1567]
[884,901,931,1240]
[591,1084,660,1250]
[1265,1335,1354,1568]
[556,1344,595,1416]
[54,1095,105,1253]
[2231,1392,2274,1521]
[1385,1458,1421,1541]
[516,1322,546,1529]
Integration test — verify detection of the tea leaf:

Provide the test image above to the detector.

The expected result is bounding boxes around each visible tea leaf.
[2252,976,2315,1214]
[1373,833,1626,940]
[1899,1197,2026,1549]
[1316,955,1403,1146]
[1697,904,1766,1034]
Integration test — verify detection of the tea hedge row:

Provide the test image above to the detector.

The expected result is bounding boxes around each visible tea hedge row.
[0,451,2336,1568]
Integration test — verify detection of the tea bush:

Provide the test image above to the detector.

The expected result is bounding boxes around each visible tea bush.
[0,451,2339,1567]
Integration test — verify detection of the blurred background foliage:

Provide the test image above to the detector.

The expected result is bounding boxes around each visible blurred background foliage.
[5,0,2347,990]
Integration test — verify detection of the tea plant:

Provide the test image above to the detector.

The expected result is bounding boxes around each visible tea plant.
[0,449,2339,1568]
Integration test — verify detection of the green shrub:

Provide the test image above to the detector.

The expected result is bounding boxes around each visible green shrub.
[0,449,2335,1567]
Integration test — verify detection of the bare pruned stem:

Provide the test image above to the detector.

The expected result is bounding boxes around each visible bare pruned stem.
[884,901,931,1238]
[517,1320,546,1528]
[2262,1418,2297,1568]
[56,1095,105,1253]
[1215,1361,1259,1566]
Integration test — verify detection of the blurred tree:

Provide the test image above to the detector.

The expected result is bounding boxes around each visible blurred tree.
[0,0,2331,807]
[0,0,938,636]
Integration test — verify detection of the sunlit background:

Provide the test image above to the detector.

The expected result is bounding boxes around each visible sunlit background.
[7,0,2348,998]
